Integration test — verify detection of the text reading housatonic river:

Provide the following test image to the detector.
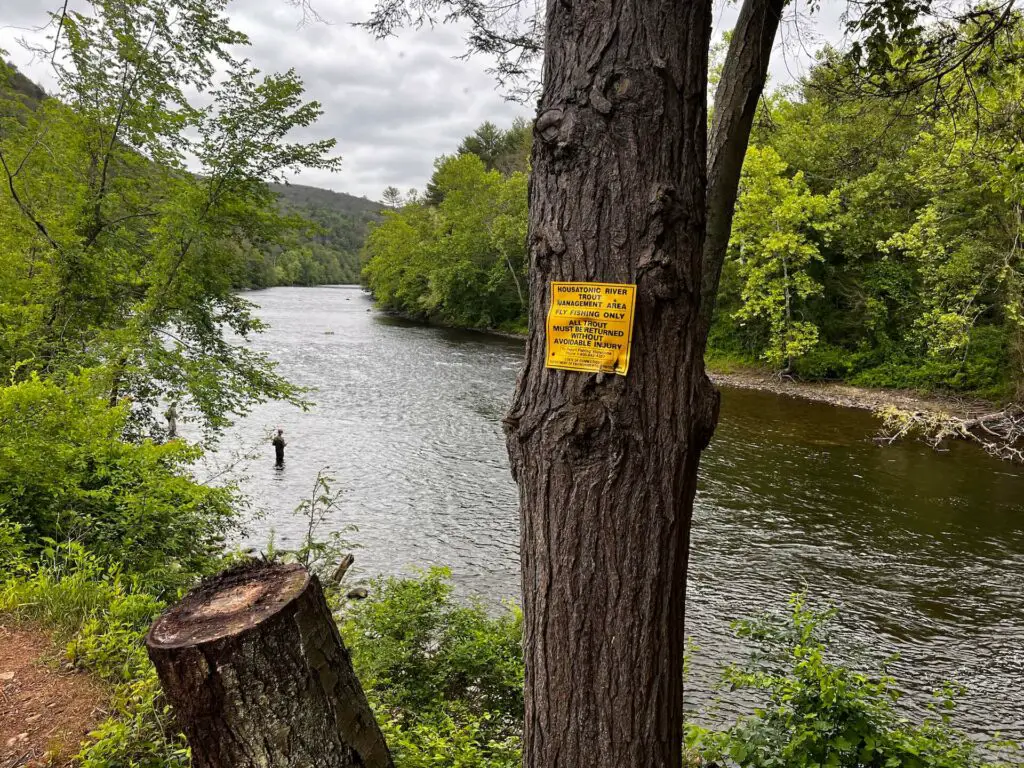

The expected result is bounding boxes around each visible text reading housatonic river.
[217,287,1023,738]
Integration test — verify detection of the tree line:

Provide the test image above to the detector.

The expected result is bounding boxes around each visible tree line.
[363,120,531,333]
[363,18,1024,400]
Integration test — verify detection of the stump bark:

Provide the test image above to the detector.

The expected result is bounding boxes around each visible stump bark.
[146,561,392,768]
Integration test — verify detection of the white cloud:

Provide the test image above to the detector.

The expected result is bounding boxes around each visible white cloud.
[2,0,846,200]
[1,0,526,200]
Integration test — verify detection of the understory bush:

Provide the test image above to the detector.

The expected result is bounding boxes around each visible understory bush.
[707,324,1013,399]
[340,567,524,768]
[340,573,1016,768]
[2,557,1016,768]
[847,326,1011,399]
[689,594,1017,768]
[0,543,188,767]
[0,373,239,594]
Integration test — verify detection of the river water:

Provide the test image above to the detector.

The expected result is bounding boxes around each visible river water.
[215,286,1024,739]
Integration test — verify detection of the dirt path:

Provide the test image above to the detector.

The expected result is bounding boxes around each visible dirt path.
[708,367,994,418]
[0,624,106,768]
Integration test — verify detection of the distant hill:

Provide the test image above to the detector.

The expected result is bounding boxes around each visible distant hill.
[2,63,46,107]
[270,182,383,216]
[2,63,385,288]
[249,182,386,287]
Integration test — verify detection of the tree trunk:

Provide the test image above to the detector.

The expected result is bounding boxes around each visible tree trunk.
[503,0,716,765]
[782,252,792,373]
[146,561,393,768]
[699,0,786,348]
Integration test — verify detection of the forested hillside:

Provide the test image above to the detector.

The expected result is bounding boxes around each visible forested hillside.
[362,20,1024,399]
[235,182,385,288]
[1,63,381,290]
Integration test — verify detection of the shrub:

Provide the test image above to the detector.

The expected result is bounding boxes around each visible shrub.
[0,372,238,593]
[380,706,521,768]
[0,518,27,573]
[793,343,855,380]
[340,567,524,766]
[689,594,1016,768]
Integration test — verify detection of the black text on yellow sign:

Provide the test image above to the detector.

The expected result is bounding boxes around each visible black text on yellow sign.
[545,281,637,375]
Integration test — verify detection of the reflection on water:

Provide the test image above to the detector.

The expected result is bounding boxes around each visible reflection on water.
[217,286,1024,739]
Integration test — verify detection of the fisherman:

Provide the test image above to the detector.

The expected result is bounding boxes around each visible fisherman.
[272,428,286,467]
[164,403,178,439]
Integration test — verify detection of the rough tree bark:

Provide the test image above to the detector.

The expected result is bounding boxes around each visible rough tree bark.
[699,0,786,348]
[146,561,393,768]
[502,0,716,766]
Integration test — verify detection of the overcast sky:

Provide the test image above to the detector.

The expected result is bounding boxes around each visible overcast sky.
[1,0,843,201]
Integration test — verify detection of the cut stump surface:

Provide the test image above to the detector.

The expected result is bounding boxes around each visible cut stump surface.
[147,561,393,768]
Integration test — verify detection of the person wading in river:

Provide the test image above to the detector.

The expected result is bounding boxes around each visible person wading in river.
[272,428,286,468]
[164,403,178,439]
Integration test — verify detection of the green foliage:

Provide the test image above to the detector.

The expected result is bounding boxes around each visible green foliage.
[270,244,362,286]
[0,0,339,436]
[0,5,353,756]
[344,573,1014,768]
[0,517,27,572]
[0,545,188,767]
[729,146,838,371]
[379,707,521,768]
[340,567,524,768]
[456,119,532,176]
[710,15,1024,397]
[364,148,529,332]
[0,372,236,592]
[690,594,1015,768]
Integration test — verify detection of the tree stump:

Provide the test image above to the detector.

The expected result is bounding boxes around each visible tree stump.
[146,561,393,768]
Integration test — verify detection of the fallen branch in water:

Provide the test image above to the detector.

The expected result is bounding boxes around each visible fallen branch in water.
[875,405,1024,462]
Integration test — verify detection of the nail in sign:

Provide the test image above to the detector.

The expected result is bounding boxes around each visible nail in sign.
[545,282,637,375]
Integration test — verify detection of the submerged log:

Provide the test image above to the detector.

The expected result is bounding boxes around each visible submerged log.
[146,561,392,768]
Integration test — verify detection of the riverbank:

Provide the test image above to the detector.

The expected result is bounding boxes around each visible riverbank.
[707,365,995,419]
[375,304,999,419]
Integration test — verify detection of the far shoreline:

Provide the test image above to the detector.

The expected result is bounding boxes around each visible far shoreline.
[261,287,997,420]
[706,367,993,420]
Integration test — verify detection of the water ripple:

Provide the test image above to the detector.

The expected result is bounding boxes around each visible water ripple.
[217,286,1024,740]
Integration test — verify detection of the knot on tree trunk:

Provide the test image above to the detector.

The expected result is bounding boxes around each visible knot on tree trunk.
[694,373,721,450]
[146,560,393,768]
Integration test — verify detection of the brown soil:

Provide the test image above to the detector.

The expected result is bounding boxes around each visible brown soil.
[0,623,106,768]
[708,367,994,418]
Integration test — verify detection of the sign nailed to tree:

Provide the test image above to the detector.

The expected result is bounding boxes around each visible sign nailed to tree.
[545,282,637,375]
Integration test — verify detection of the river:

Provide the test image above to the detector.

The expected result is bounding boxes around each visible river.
[214,285,1024,739]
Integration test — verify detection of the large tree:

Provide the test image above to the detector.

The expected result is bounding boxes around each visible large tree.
[1,0,340,438]
[501,0,716,763]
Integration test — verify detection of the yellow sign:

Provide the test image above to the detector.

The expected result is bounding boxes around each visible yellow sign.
[545,281,637,375]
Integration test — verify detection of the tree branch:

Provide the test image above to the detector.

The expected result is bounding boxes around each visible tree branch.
[876,405,1024,462]
[698,0,786,350]
[0,149,62,253]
